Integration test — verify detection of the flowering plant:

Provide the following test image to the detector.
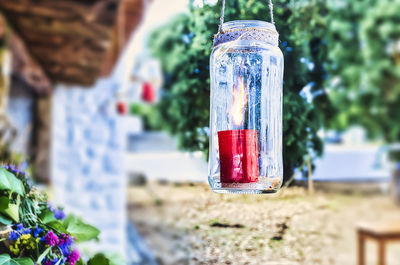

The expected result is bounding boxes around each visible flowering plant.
[0,165,110,265]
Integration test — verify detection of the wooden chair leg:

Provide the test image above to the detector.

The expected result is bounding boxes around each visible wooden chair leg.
[378,239,386,265]
[358,231,365,265]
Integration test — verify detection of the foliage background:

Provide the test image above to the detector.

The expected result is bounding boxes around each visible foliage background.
[149,0,325,182]
[147,0,400,181]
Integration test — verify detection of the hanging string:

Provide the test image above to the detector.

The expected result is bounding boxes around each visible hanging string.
[218,0,226,33]
[218,0,275,33]
[269,0,275,25]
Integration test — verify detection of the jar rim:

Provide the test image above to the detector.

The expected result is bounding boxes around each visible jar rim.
[213,20,279,48]
[221,20,277,33]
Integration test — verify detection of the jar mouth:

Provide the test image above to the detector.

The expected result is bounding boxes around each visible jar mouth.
[221,20,277,33]
[213,20,279,48]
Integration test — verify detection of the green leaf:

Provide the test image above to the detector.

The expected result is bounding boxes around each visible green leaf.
[0,213,12,225]
[36,247,51,264]
[66,216,100,242]
[40,209,56,224]
[0,254,11,265]
[0,255,34,265]
[0,197,9,211]
[46,221,67,234]
[62,214,74,228]
[3,203,19,223]
[102,252,124,265]
[0,168,25,196]
[11,258,34,265]
[88,254,110,265]
[75,259,85,265]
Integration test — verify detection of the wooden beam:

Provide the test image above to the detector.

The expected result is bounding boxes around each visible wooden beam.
[8,33,52,95]
[32,95,52,184]
[0,14,8,114]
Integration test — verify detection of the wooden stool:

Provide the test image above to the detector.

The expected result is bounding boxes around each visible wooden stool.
[357,221,400,265]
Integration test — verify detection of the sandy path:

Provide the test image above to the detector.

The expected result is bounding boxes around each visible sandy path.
[128,184,400,265]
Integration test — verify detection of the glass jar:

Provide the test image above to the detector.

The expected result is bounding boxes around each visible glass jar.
[208,20,284,194]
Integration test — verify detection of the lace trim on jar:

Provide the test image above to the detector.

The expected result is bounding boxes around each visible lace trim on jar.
[213,27,279,48]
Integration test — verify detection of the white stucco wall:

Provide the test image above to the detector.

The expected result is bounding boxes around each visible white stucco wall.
[51,78,127,256]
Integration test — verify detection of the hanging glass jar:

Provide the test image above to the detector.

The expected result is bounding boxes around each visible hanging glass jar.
[208,3,284,194]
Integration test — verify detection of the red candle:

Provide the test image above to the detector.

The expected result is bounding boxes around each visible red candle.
[218,129,259,183]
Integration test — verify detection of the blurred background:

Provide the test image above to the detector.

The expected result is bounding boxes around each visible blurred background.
[1,0,400,264]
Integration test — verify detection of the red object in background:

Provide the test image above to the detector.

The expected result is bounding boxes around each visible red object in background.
[116,101,127,115]
[218,129,259,183]
[141,82,155,103]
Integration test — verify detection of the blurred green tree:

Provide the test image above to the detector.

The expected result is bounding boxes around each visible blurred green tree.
[323,0,400,147]
[360,0,400,143]
[149,0,328,181]
[321,0,376,131]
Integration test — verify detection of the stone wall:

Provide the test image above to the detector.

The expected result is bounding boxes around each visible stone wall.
[51,78,127,256]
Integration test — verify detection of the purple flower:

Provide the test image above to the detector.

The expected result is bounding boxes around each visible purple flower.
[33,226,43,238]
[44,230,59,246]
[54,209,66,220]
[3,165,26,177]
[59,244,71,256]
[59,233,73,256]
[22,228,31,234]
[9,231,20,241]
[48,202,66,220]
[16,223,24,231]
[59,233,72,245]
[43,258,60,265]
[47,202,55,211]
[67,249,80,265]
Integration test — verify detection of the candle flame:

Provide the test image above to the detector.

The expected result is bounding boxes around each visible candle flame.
[231,78,247,126]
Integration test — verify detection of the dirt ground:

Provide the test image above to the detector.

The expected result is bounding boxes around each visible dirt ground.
[128,183,400,265]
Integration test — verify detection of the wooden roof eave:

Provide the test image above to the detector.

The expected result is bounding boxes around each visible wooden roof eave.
[0,0,149,91]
